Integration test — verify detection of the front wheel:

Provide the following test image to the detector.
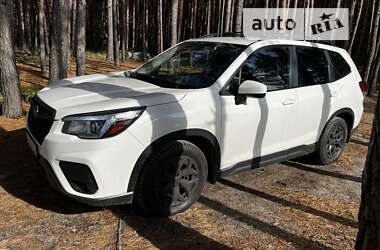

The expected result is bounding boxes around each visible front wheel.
[316,117,348,165]
[134,140,208,217]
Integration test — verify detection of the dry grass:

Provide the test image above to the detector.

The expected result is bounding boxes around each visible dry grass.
[0,53,376,249]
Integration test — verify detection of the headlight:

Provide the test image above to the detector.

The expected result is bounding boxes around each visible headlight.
[62,108,144,139]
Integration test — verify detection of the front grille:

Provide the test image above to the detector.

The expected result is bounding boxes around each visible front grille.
[27,96,56,144]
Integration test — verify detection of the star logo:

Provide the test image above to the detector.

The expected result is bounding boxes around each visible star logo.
[319,13,334,21]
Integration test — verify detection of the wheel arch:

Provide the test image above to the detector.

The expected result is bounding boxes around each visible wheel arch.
[320,108,355,143]
[127,129,221,193]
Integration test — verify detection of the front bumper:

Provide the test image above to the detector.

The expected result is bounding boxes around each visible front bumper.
[26,119,145,206]
[37,154,133,206]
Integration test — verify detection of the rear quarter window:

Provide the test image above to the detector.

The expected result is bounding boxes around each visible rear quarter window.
[328,51,352,81]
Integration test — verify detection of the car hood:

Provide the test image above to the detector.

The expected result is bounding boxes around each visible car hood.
[37,72,189,119]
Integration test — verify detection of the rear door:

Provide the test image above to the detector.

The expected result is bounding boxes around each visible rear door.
[289,46,339,148]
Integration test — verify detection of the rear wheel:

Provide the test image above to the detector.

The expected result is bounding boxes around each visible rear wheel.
[316,117,348,165]
[134,140,208,217]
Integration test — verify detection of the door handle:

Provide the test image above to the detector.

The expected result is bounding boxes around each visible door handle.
[330,90,338,97]
[282,98,296,105]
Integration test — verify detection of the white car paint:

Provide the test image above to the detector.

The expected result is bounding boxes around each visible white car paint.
[26,37,364,203]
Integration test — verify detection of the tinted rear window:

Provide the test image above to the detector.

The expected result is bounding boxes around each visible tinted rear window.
[328,51,351,81]
[296,47,330,87]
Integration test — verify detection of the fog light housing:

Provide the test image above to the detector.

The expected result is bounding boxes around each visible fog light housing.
[59,161,98,195]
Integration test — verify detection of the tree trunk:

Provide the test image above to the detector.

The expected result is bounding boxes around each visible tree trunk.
[32,1,39,51]
[142,0,147,59]
[365,1,380,95]
[369,0,376,52]
[192,0,197,37]
[113,0,119,65]
[224,0,232,33]
[287,0,291,9]
[356,0,371,62]
[43,7,50,55]
[76,0,86,76]
[293,0,298,8]
[16,0,26,51]
[348,0,364,55]
[345,0,358,49]
[132,0,135,51]
[178,0,184,40]
[235,0,244,32]
[24,0,32,52]
[107,0,114,62]
[336,0,342,8]
[158,0,163,52]
[207,0,212,34]
[71,0,77,57]
[219,0,225,34]
[0,0,23,118]
[38,0,46,74]
[190,0,194,36]
[125,0,129,54]
[371,55,380,95]
[66,0,73,69]
[356,96,380,249]
[171,0,178,46]
[120,0,126,61]
[369,33,380,95]
[48,0,71,83]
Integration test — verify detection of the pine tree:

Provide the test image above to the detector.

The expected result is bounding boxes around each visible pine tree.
[0,0,23,118]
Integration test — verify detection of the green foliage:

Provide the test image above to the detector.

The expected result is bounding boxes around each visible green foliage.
[86,51,107,61]
[21,85,43,101]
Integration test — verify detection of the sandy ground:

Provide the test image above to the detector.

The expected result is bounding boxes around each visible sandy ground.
[0,56,376,249]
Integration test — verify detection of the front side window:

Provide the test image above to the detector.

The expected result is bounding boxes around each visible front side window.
[296,47,329,87]
[240,47,290,91]
[132,42,246,89]
[328,51,351,81]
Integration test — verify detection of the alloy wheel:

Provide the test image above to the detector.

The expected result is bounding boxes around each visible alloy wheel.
[325,125,345,160]
[155,156,200,208]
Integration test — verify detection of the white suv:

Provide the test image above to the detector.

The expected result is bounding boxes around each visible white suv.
[26,37,364,216]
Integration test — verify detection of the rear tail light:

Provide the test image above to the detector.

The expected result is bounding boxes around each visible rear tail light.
[359,80,367,92]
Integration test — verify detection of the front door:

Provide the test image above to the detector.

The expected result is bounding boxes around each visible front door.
[220,46,298,170]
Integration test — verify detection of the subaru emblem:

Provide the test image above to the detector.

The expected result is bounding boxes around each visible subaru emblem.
[33,104,40,116]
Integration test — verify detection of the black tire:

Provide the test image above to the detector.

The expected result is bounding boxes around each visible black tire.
[134,140,208,217]
[316,117,348,165]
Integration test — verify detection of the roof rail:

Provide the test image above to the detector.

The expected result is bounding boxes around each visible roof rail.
[306,40,338,46]
[200,32,244,38]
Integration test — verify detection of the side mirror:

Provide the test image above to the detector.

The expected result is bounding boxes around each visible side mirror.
[238,80,267,98]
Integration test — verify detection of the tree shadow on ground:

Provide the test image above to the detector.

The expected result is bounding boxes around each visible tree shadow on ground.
[282,161,361,183]
[0,128,232,249]
[350,137,369,146]
[198,195,329,250]
[218,178,358,228]
[112,207,232,249]
[0,128,97,214]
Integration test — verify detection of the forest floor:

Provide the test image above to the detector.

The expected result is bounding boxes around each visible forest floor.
[0,53,376,249]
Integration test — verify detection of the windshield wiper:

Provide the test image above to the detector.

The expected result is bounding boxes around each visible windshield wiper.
[132,72,180,89]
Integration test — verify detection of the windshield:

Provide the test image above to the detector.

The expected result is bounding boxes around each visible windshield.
[131,42,246,89]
